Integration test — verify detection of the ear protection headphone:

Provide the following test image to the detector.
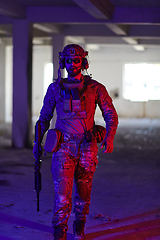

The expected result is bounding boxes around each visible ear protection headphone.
[59,44,89,70]
[59,58,65,69]
[82,58,89,70]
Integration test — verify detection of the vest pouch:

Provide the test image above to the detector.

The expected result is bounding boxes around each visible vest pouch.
[44,129,61,153]
[72,99,81,111]
[63,99,71,111]
[62,89,71,111]
[93,125,106,143]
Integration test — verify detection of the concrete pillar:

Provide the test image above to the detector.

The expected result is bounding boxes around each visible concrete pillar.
[12,20,33,148]
[52,33,64,80]
[51,34,64,128]
[5,46,13,123]
[0,41,5,122]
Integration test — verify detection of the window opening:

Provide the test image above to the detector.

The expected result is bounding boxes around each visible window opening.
[44,63,53,95]
[123,63,160,102]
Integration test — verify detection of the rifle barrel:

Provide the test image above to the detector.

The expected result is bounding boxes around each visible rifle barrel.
[34,120,42,211]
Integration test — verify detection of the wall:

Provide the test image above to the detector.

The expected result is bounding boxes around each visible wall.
[0,42,6,122]
[4,45,53,122]
[88,46,160,118]
[32,45,52,117]
[2,44,160,122]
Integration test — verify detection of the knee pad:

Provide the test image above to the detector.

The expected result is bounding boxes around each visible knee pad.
[58,181,69,195]
[77,180,92,200]
[78,184,88,199]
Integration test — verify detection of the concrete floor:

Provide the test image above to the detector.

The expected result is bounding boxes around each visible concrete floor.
[0,118,160,240]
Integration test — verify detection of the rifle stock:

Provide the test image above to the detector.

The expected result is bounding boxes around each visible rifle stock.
[34,120,42,211]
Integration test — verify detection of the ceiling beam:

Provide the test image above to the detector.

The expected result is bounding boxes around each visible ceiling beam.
[33,23,62,33]
[33,28,51,38]
[0,0,26,18]
[62,24,160,38]
[65,36,85,44]
[113,7,160,24]
[0,25,12,36]
[129,25,160,37]
[0,27,10,34]
[105,24,129,35]
[27,7,97,23]
[62,24,116,36]
[139,39,160,45]
[73,0,114,20]
[0,14,13,24]
[0,6,159,24]
[85,36,128,45]
[122,37,138,45]
[133,45,145,51]
[0,6,155,24]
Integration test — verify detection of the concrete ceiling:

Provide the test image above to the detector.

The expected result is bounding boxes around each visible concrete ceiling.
[0,0,160,50]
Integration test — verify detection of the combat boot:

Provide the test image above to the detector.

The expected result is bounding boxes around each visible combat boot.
[53,226,67,240]
[73,220,85,240]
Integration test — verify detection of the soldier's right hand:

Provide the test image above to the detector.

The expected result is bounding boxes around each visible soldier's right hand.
[100,136,114,153]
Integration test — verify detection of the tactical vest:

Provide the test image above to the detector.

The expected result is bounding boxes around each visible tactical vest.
[55,76,96,120]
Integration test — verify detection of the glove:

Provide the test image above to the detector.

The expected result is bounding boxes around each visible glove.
[100,136,114,153]
[33,142,42,160]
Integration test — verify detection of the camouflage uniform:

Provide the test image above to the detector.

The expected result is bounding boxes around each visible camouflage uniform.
[39,75,118,235]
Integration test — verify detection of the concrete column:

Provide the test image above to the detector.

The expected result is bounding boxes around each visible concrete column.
[52,33,64,80]
[51,34,64,128]
[0,41,5,122]
[12,20,33,148]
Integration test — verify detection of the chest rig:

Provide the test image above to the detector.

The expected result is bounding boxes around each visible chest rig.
[59,79,87,119]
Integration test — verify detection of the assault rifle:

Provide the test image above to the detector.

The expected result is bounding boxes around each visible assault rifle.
[34,120,42,211]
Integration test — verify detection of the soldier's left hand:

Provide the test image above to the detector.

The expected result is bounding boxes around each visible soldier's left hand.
[100,137,114,153]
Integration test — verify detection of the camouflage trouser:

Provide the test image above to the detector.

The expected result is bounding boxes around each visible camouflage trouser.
[51,137,98,230]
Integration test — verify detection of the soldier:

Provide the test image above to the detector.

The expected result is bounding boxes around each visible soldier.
[35,44,118,239]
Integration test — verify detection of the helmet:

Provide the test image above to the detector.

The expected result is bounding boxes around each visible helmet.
[59,44,89,70]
